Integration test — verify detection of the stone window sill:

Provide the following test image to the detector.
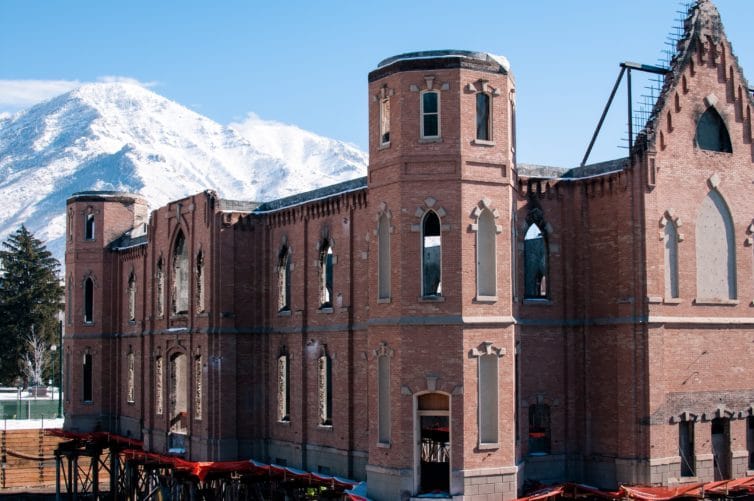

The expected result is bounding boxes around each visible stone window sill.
[317,307,334,314]
[277,419,291,426]
[419,137,442,144]
[477,442,499,451]
[278,309,292,317]
[377,442,391,449]
[473,139,495,146]
[378,142,391,150]
[419,295,445,303]
[475,296,497,303]
[694,298,739,306]
[664,298,682,304]
[523,298,551,305]
[377,298,391,304]
[318,424,333,431]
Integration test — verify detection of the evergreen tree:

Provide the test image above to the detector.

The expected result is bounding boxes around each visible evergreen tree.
[0,225,63,385]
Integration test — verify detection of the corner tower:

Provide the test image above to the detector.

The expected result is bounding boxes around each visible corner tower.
[365,51,519,499]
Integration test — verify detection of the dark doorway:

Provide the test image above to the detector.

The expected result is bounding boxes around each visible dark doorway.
[420,415,449,493]
[711,418,731,480]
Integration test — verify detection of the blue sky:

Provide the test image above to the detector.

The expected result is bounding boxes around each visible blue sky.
[1,1,751,167]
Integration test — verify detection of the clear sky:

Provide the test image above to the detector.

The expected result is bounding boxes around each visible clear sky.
[1,1,751,167]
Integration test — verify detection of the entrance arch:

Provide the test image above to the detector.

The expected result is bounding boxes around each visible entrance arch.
[415,392,451,495]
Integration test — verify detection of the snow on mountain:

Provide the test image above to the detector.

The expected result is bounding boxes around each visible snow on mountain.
[0,82,367,264]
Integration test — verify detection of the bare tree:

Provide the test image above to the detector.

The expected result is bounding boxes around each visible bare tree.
[21,329,47,387]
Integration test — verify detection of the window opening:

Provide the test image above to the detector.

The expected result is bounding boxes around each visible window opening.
[696,107,732,152]
[528,403,550,454]
[524,223,548,298]
[476,93,491,141]
[196,251,205,313]
[422,211,442,296]
[318,350,332,425]
[477,209,496,297]
[85,213,95,240]
[169,353,188,437]
[83,353,93,402]
[83,277,94,323]
[664,221,679,299]
[696,190,736,300]
[421,91,440,138]
[128,272,136,321]
[127,351,135,403]
[418,393,450,494]
[478,354,498,444]
[278,353,290,422]
[67,276,73,326]
[156,258,165,318]
[173,232,189,314]
[378,354,390,444]
[320,242,333,308]
[679,421,695,477]
[278,246,291,312]
[380,97,390,145]
[711,417,731,480]
[378,213,391,300]
[194,355,202,420]
[155,356,163,415]
[747,416,754,471]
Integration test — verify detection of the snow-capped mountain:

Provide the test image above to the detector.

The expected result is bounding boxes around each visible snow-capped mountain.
[0,82,367,263]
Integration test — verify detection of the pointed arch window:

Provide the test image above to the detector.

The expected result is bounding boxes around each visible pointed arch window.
[319,240,333,308]
[196,251,205,313]
[278,246,291,312]
[83,277,94,323]
[378,213,391,300]
[696,107,732,153]
[524,223,548,299]
[374,343,393,444]
[128,272,136,321]
[476,92,491,141]
[380,96,391,145]
[476,208,496,297]
[422,211,442,296]
[664,220,680,299]
[696,190,736,300]
[173,232,189,314]
[85,213,95,240]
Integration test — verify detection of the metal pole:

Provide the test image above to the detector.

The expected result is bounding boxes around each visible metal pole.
[58,320,63,418]
[580,66,626,167]
[627,68,633,150]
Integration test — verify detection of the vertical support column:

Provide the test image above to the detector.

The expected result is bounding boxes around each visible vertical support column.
[92,448,99,499]
[111,447,120,498]
[55,452,61,501]
[71,455,78,501]
[627,68,633,150]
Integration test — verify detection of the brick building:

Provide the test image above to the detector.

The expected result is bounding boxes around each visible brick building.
[63,2,754,499]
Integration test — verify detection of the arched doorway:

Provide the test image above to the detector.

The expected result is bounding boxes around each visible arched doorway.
[415,392,450,494]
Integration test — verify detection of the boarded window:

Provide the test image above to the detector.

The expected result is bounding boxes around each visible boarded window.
[478,354,499,444]
[278,354,290,422]
[477,209,496,297]
[169,353,188,433]
[421,91,439,138]
[528,403,550,454]
[696,107,732,153]
[320,242,333,308]
[128,272,136,321]
[278,246,291,311]
[83,353,93,402]
[422,212,442,296]
[85,213,95,240]
[318,352,333,425]
[380,97,390,145]
[196,252,205,313]
[155,356,163,415]
[476,93,491,141]
[696,190,736,300]
[83,278,94,323]
[524,224,548,298]
[679,421,695,477]
[664,221,679,299]
[378,214,391,300]
[173,232,189,314]
[127,351,135,403]
[194,355,202,420]
[378,355,390,444]
[156,258,165,318]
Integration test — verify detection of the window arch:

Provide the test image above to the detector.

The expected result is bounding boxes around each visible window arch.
[127,271,136,321]
[664,220,680,299]
[421,90,440,139]
[83,277,94,323]
[378,213,391,300]
[524,223,548,298]
[172,231,189,314]
[422,211,442,296]
[696,107,732,153]
[476,208,496,297]
[319,240,333,308]
[278,245,291,312]
[476,92,491,141]
[696,190,736,300]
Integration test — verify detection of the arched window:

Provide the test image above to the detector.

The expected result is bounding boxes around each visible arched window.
[378,353,390,444]
[378,213,391,300]
[278,246,291,311]
[156,258,165,318]
[83,277,94,323]
[277,351,290,422]
[664,221,680,299]
[421,91,440,139]
[528,403,550,454]
[85,213,95,240]
[524,223,548,298]
[82,353,93,402]
[128,272,136,321]
[318,350,333,426]
[196,251,205,313]
[477,209,496,297]
[319,241,333,308]
[422,211,442,296]
[126,350,135,403]
[476,93,491,141]
[173,232,189,314]
[696,190,736,300]
[696,107,732,153]
[380,96,391,145]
